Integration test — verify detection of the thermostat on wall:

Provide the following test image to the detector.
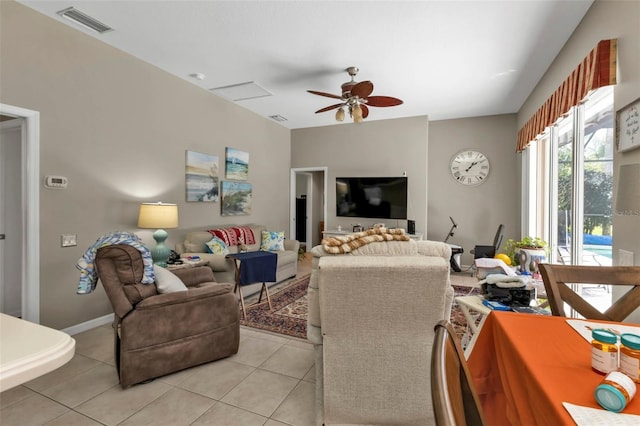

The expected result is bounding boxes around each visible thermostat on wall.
[44,175,68,189]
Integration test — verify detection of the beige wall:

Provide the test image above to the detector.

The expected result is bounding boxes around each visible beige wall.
[291,116,428,233]
[2,0,637,329]
[428,115,520,266]
[1,2,291,329]
[518,0,640,321]
[291,113,520,269]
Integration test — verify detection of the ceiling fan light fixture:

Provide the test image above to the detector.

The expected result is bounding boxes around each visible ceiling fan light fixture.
[308,67,402,123]
[352,104,363,122]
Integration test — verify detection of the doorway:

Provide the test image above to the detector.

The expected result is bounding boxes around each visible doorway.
[0,103,40,323]
[290,167,328,251]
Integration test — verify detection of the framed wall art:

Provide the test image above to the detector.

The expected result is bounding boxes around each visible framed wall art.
[221,181,252,216]
[617,97,640,153]
[225,147,249,180]
[185,150,219,202]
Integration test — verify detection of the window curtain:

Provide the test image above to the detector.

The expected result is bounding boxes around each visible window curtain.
[517,39,617,152]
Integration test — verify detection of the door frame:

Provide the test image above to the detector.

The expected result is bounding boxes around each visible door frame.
[0,103,40,323]
[290,167,328,249]
[294,172,312,247]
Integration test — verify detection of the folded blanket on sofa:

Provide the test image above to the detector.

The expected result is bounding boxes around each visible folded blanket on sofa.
[322,227,410,254]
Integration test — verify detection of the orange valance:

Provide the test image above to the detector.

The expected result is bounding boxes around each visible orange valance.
[517,39,617,152]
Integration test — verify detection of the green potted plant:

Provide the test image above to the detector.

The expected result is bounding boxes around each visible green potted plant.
[503,236,548,271]
[298,246,307,262]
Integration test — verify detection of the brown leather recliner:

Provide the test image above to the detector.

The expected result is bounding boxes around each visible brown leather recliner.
[95,244,240,388]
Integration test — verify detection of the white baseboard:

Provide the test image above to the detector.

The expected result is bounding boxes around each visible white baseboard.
[62,313,114,336]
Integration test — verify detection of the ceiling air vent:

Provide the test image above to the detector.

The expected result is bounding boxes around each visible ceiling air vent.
[209,82,272,102]
[57,7,113,34]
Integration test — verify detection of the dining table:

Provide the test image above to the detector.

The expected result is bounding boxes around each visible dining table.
[0,313,75,392]
[467,311,640,425]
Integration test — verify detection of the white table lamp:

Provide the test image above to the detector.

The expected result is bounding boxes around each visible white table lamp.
[137,202,179,267]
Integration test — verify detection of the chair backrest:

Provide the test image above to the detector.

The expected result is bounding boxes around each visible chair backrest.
[95,245,158,318]
[431,320,486,426]
[492,224,504,252]
[471,224,504,259]
[539,264,640,321]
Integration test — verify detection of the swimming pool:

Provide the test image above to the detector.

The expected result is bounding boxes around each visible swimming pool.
[584,245,612,259]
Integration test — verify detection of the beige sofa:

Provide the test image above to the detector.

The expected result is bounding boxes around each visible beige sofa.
[176,224,299,296]
[308,239,453,425]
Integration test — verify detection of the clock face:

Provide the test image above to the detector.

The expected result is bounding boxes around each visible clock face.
[450,150,490,186]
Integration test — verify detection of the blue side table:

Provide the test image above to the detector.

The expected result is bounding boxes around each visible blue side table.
[227,251,278,318]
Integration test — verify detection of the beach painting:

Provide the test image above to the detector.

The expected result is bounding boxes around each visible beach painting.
[225,147,249,180]
[221,181,252,216]
[185,150,219,202]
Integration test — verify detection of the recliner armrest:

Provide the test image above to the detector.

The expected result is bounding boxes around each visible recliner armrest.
[173,265,216,286]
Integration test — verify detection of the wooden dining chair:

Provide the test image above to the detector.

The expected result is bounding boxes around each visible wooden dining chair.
[539,264,640,321]
[431,320,486,426]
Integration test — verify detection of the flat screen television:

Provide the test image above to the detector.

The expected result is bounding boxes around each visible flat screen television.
[336,177,408,220]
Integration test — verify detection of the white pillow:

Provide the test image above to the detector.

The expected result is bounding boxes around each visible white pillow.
[153,264,188,293]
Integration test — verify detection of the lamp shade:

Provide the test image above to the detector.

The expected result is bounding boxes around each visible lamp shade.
[138,202,179,229]
[616,164,640,215]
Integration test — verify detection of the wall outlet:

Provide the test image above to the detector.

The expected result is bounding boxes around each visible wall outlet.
[62,234,77,247]
[619,249,634,266]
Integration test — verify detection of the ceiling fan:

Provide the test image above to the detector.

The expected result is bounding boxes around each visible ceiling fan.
[307,66,403,123]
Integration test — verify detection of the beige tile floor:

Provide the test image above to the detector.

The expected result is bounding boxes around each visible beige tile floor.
[1,255,316,425]
[0,325,316,426]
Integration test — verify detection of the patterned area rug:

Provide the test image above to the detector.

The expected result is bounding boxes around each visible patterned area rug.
[240,274,310,339]
[450,285,482,341]
[240,275,482,341]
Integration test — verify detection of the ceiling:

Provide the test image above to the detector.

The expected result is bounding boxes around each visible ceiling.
[19,0,594,130]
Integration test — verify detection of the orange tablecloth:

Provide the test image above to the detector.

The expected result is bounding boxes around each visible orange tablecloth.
[468,312,640,425]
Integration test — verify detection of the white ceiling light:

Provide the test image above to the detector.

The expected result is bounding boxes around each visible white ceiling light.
[56,7,113,34]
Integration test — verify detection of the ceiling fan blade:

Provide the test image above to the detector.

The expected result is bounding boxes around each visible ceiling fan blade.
[366,96,404,107]
[315,103,344,114]
[361,104,369,119]
[350,81,374,98]
[307,90,343,100]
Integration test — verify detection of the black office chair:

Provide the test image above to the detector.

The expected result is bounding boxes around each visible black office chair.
[471,224,504,259]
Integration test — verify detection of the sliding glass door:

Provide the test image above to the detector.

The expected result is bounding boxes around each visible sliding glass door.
[527,86,614,314]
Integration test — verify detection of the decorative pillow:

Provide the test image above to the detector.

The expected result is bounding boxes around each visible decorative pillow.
[233,226,256,245]
[205,236,229,255]
[208,228,237,246]
[261,230,285,251]
[153,265,188,293]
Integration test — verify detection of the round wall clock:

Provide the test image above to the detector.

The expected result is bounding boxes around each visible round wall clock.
[449,149,490,186]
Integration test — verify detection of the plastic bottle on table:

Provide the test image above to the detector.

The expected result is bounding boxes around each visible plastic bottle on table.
[594,371,636,412]
[591,329,619,375]
[620,333,640,383]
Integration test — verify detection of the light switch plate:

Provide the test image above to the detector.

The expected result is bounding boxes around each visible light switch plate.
[62,234,77,247]
[619,249,634,266]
